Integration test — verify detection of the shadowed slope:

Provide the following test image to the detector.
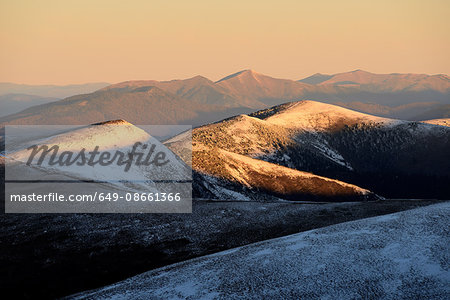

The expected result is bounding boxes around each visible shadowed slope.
[169,100,450,199]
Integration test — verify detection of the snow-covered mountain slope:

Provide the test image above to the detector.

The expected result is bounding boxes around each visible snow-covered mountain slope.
[10,120,149,153]
[165,102,386,201]
[71,201,450,299]
[6,120,191,192]
[422,118,450,127]
[261,100,400,131]
[185,101,398,161]
[191,148,377,201]
[169,100,450,199]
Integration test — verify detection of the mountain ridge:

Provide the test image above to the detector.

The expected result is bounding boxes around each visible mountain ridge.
[1,69,449,126]
[300,69,450,93]
[168,100,450,199]
[0,82,110,98]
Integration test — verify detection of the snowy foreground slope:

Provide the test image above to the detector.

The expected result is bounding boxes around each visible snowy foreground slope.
[71,202,450,299]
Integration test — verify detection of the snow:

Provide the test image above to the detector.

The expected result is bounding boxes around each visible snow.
[71,202,450,299]
[422,118,450,127]
[5,121,191,192]
[164,128,192,143]
[222,114,282,157]
[306,134,353,170]
[265,100,403,131]
[11,120,150,152]
[213,186,251,202]
[198,174,251,201]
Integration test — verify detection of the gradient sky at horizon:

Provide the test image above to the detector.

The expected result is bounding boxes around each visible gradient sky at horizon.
[1,0,449,84]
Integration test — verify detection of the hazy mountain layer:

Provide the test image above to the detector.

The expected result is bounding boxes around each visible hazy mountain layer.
[333,101,444,120]
[411,104,450,120]
[2,69,449,126]
[0,93,58,117]
[0,82,110,98]
[300,69,450,93]
[0,86,252,126]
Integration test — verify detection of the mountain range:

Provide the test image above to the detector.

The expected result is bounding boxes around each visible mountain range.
[0,94,58,117]
[1,70,449,200]
[167,100,450,200]
[0,82,110,98]
[3,116,377,203]
[0,82,110,117]
[299,69,449,93]
[1,69,449,126]
[2,98,449,202]
[332,101,447,120]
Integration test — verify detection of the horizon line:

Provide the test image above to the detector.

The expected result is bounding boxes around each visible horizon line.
[1,69,449,86]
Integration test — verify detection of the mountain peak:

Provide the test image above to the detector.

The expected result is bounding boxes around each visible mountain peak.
[92,119,131,126]
[216,69,260,83]
[350,69,371,74]
[183,75,213,84]
[191,75,210,80]
[260,100,397,131]
[299,73,333,84]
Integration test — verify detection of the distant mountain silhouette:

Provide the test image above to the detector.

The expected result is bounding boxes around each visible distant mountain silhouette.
[0,82,109,98]
[0,86,249,126]
[300,69,450,93]
[1,69,449,126]
[411,104,450,120]
[333,101,444,120]
[298,73,333,84]
[0,94,58,117]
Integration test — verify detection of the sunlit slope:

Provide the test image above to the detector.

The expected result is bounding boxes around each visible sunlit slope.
[7,120,190,191]
[169,100,450,199]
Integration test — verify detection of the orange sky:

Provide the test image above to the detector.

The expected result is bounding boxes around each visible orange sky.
[1,0,449,84]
